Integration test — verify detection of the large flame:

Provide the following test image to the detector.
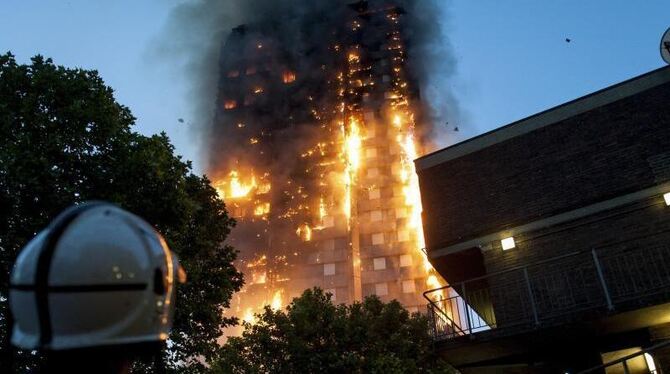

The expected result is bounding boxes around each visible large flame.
[215,170,257,199]
[393,111,446,301]
[342,116,362,225]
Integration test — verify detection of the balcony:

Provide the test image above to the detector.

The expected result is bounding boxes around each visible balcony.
[424,239,670,343]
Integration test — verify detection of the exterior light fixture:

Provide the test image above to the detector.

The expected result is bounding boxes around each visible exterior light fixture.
[501,237,516,251]
[664,192,670,206]
[644,353,656,373]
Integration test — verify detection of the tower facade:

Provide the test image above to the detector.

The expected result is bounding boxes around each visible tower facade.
[210,0,446,323]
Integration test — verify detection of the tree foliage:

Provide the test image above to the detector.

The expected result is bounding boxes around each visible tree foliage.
[0,53,244,372]
[214,288,454,374]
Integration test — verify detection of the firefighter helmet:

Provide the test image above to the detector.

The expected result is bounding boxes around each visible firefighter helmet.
[9,202,185,350]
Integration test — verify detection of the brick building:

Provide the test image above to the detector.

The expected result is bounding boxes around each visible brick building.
[416,66,670,372]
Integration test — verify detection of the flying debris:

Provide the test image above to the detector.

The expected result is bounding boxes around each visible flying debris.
[454,126,459,132]
[565,38,571,43]
[177,118,185,123]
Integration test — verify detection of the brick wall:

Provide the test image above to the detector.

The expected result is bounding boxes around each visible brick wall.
[418,82,670,251]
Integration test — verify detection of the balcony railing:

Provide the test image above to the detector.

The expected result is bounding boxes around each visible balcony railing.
[424,238,670,340]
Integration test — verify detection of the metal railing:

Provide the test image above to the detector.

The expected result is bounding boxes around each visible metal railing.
[424,241,670,340]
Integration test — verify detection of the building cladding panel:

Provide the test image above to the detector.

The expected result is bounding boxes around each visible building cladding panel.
[214,0,438,319]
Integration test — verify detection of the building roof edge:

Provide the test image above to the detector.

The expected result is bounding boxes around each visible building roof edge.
[415,65,670,171]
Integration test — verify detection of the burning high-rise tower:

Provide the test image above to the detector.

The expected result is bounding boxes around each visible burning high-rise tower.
[209,0,449,324]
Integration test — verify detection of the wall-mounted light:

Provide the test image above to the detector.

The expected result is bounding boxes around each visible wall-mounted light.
[664,192,670,206]
[501,237,516,251]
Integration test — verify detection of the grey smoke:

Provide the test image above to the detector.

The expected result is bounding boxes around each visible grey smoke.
[155,0,462,173]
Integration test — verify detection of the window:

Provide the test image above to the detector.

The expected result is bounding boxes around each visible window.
[323,215,334,228]
[399,254,413,267]
[373,257,386,270]
[367,168,379,178]
[382,74,391,82]
[391,164,401,175]
[407,306,419,314]
[224,100,237,110]
[324,263,335,276]
[323,239,335,251]
[227,70,240,78]
[372,233,384,245]
[370,210,382,222]
[369,189,381,200]
[396,208,407,218]
[325,288,336,300]
[367,126,376,138]
[397,230,409,242]
[402,280,416,293]
[375,282,388,296]
[246,66,257,75]
[366,148,377,159]
[282,71,296,83]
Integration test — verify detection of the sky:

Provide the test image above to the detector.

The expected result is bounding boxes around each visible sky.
[0,1,667,174]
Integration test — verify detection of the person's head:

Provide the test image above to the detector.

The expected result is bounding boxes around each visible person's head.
[9,202,185,372]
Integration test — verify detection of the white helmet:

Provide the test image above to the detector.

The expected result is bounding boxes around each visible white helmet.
[9,202,186,351]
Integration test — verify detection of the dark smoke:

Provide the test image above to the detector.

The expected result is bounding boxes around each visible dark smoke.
[155,0,462,170]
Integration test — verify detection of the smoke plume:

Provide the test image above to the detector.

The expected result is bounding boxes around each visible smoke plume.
[156,0,461,171]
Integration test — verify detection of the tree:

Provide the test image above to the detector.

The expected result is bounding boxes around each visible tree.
[214,288,454,374]
[0,53,244,372]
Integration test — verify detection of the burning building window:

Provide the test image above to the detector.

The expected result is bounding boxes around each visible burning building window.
[373,257,386,270]
[227,70,240,78]
[253,202,270,216]
[282,71,296,84]
[251,271,267,284]
[224,100,237,110]
[296,223,312,241]
[369,188,381,200]
[366,148,377,159]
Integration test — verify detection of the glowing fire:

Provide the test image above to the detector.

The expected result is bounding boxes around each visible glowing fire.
[242,308,255,324]
[215,171,257,199]
[393,110,446,300]
[254,202,270,216]
[220,8,451,335]
[296,223,312,241]
[270,290,283,311]
[342,116,362,224]
[283,71,296,83]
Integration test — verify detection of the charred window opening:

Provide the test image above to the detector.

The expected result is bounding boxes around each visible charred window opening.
[227,70,240,78]
[282,71,296,84]
[224,100,237,110]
